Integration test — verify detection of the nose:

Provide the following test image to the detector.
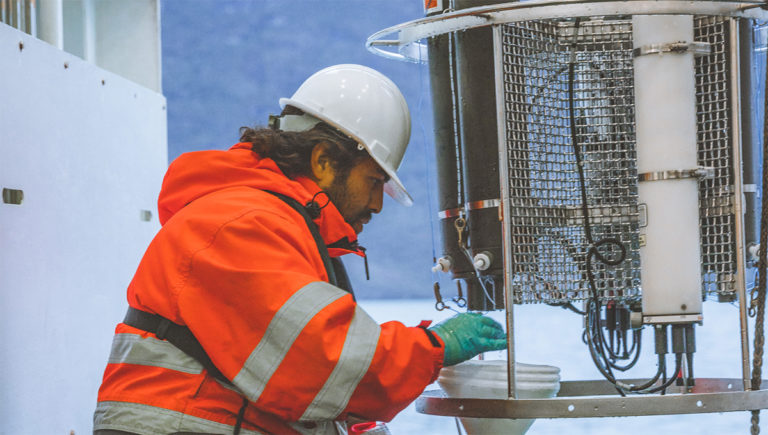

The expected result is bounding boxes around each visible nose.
[369,184,384,214]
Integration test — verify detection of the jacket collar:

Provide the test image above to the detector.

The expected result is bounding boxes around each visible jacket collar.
[291,175,363,257]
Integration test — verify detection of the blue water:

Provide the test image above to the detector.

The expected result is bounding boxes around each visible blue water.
[358,299,760,434]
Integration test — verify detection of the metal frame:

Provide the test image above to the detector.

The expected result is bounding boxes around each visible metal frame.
[494,23,517,399]
[368,0,768,422]
[366,0,768,62]
[730,17,753,390]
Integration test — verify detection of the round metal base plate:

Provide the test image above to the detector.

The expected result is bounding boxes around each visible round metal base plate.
[416,379,768,419]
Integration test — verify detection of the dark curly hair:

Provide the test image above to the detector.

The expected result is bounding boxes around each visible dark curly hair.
[239,107,369,180]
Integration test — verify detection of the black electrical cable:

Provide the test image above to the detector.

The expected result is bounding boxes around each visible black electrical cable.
[567,17,633,386]
[614,354,666,392]
[564,18,661,393]
[587,322,680,395]
[547,301,587,315]
[638,355,684,394]
[606,331,642,372]
[584,300,625,395]
[614,354,682,395]
[601,320,639,364]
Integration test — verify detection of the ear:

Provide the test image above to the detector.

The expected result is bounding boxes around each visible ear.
[310,142,336,189]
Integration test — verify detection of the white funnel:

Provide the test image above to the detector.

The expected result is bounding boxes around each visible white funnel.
[437,360,560,435]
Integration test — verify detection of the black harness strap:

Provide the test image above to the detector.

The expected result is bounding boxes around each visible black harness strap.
[123,307,231,385]
[264,190,340,288]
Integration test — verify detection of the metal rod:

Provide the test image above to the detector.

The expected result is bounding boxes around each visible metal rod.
[16,0,24,33]
[730,17,753,390]
[9,0,17,29]
[493,23,517,400]
[26,0,36,37]
[83,0,95,62]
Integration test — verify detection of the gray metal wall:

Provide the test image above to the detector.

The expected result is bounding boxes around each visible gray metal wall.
[0,21,166,433]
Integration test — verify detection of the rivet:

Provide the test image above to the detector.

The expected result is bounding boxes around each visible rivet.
[18,41,24,51]
[101,79,106,85]
[64,62,69,69]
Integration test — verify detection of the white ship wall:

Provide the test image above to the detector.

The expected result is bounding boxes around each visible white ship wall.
[0,21,167,433]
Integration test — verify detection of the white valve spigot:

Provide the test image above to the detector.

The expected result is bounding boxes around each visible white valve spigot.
[749,243,761,263]
[431,256,453,273]
[473,251,493,271]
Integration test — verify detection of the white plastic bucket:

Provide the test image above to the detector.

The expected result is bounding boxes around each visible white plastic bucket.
[437,360,561,435]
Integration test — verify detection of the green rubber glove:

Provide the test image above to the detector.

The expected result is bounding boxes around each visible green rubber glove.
[429,312,507,366]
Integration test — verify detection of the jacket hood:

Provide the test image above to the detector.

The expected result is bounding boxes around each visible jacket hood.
[158,142,360,255]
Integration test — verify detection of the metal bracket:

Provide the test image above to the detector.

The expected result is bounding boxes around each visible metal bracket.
[638,167,715,182]
[643,314,704,325]
[633,41,712,58]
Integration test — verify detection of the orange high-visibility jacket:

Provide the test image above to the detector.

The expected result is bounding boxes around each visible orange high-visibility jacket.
[94,143,444,435]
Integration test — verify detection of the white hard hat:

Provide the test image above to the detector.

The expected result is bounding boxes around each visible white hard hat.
[280,64,413,206]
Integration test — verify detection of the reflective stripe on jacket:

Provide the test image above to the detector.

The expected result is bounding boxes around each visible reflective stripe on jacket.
[95,144,444,434]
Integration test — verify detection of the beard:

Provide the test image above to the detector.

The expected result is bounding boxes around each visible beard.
[325,173,371,232]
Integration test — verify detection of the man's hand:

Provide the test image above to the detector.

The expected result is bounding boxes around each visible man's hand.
[429,312,507,366]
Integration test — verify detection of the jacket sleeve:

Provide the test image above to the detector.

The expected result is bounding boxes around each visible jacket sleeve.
[172,193,443,423]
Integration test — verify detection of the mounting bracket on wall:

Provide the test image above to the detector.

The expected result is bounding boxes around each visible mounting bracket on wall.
[2,188,24,205]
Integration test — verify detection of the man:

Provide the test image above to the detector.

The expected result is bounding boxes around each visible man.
[94,64,506,435]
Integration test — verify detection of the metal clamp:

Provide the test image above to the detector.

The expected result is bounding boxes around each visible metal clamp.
[466,198,500,211]
[633,41,712,58]
[638,167,715,182]
[437,207,463,219]
[438,199,500,219]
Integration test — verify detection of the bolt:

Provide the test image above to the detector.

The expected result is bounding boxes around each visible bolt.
[681,304,687,311]
[18,41,23,51]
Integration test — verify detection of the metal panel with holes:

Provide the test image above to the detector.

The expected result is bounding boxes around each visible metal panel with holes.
[0,21,166,433]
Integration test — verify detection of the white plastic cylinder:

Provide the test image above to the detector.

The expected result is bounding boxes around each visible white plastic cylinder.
[632,15,702,319]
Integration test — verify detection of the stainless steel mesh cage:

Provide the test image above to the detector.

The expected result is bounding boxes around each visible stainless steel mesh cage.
[499,16,737,304]
[695,16,738,301]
